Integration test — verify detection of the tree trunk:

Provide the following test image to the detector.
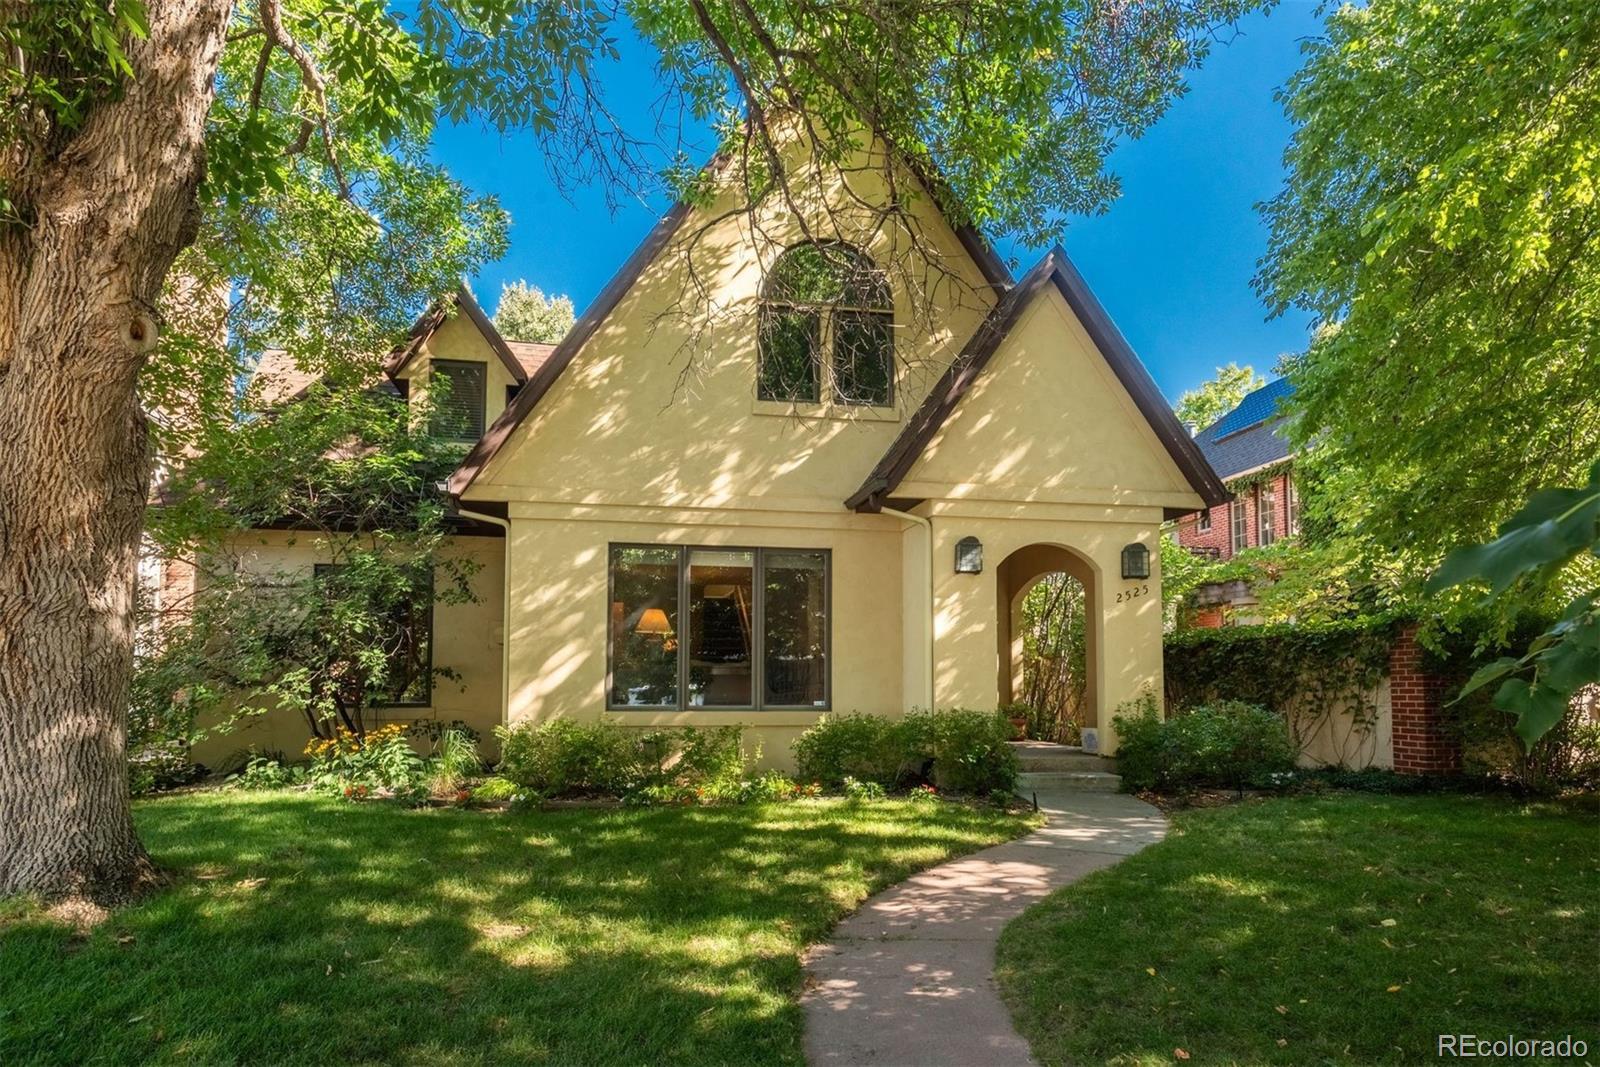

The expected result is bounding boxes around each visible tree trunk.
[0,0,232,902]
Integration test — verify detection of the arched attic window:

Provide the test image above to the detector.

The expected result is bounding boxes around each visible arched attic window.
[758,241,894,406]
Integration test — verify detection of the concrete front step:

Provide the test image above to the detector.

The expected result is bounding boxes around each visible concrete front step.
[1016,770,1123,794]
[1009,741,1117,773]
[1016,751,1115,772]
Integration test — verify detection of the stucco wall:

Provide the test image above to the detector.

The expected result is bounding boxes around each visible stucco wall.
[500,504,904,773]
[1291,676,1394,771]
[464,146,998,510]
[188,530,505,769]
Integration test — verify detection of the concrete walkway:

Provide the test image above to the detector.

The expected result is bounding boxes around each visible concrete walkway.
[802,789,1167,1066]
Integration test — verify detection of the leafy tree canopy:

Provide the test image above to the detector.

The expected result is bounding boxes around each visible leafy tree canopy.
[1257,0,1600,577]
[1174,361,1266,432]
[493,281,575,343]
[10,0,1268,465]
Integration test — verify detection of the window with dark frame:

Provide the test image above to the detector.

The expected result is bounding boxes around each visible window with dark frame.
[1198,508,1212,533]
[758,242,893,406]
[429,359,487,441]
[607,544,829,710]
[313,563,434,708]
[1230,497,1247,554]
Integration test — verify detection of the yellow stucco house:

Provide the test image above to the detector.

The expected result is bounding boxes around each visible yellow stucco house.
[191,149,1227,768]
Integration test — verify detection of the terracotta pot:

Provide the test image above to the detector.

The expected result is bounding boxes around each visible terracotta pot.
[1008,716,1028,740]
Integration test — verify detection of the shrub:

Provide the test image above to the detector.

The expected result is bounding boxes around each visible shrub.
[128,737,205,796]
[467,776,523,806]
[739,770,799,803]
[1113,699,1298,793]
[842,776,887,802]
[234,754,302,791]
[1313,767,1440,795]
[304,723,426,799]
[792,713,916,787]
[793,709,1020,795]
[494,719,645,796]
[918,708,1020,794]
[674,726,749,791]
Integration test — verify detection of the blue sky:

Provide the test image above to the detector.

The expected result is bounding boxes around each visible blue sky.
[429,1,1324,402]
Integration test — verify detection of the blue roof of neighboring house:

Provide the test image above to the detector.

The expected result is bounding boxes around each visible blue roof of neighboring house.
[1193,377,1296,481]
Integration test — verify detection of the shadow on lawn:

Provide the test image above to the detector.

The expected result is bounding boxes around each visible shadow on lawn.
[0,793,1017,1066]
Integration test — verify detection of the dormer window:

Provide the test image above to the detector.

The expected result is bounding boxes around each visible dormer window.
[758,242,893,406]
[430,359,487,442]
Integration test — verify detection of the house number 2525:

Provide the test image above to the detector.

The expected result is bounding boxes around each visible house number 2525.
[1115,585,1149,604]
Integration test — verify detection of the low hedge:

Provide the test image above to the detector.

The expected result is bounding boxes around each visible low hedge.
[1163,618,1395,717]
[1113,700,1297,793]
[792,709,1019,795]
[494,721,749,799]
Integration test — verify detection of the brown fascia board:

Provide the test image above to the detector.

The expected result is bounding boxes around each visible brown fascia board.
[845,247,1230,513]
[384,286,528,385]
[445,150,1016,500]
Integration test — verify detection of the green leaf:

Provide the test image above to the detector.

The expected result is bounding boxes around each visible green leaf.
[1428,467,1600,597]
[1493,678,1572,752]
[1456,656,1521,700]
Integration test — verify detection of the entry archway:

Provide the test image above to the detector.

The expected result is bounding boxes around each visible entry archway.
[996,544,1099,743]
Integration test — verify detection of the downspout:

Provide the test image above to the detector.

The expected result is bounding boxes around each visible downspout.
[880,506,936,711]
[456,506,511,726]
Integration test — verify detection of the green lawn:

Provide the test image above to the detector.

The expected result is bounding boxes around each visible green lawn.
[996,793,1599,1065]
[0,791,1031,1065]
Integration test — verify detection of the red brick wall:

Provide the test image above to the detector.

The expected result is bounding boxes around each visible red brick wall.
[1174,470,1296,560]
[158,556,197,623]
[1388,624,1460,775]
[1175,500,1234,556]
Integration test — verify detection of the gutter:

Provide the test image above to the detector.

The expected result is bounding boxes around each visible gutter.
[880,506,936,711]
[455,505,512,726]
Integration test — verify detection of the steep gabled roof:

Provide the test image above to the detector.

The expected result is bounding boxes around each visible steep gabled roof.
[385,285,527,384]
[445,186,1014,500]
[844,247,1230,515]
[1192,377,1295,480]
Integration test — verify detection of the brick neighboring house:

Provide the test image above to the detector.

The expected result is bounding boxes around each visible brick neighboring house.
[1172,378,1301,626]
[1174,377,1301,558]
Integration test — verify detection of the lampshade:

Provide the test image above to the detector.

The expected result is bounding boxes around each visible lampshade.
[635,607,672,636]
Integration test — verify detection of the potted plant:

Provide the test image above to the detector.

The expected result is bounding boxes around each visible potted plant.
[1000,702,1031,740]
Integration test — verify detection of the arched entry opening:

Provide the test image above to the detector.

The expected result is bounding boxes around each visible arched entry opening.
[996,544,1098,744]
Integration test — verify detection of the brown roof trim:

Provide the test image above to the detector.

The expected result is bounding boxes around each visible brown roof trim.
[385,286,527,385]
[845,247,1230,513]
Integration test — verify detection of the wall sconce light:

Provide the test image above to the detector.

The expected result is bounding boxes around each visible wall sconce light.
[1121,542,1151,581]
[955,536,983,574]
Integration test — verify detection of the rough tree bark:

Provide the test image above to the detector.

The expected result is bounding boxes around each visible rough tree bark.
[0,0,233,901]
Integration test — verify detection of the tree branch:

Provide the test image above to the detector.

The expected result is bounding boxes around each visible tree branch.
[258,0,349,197]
